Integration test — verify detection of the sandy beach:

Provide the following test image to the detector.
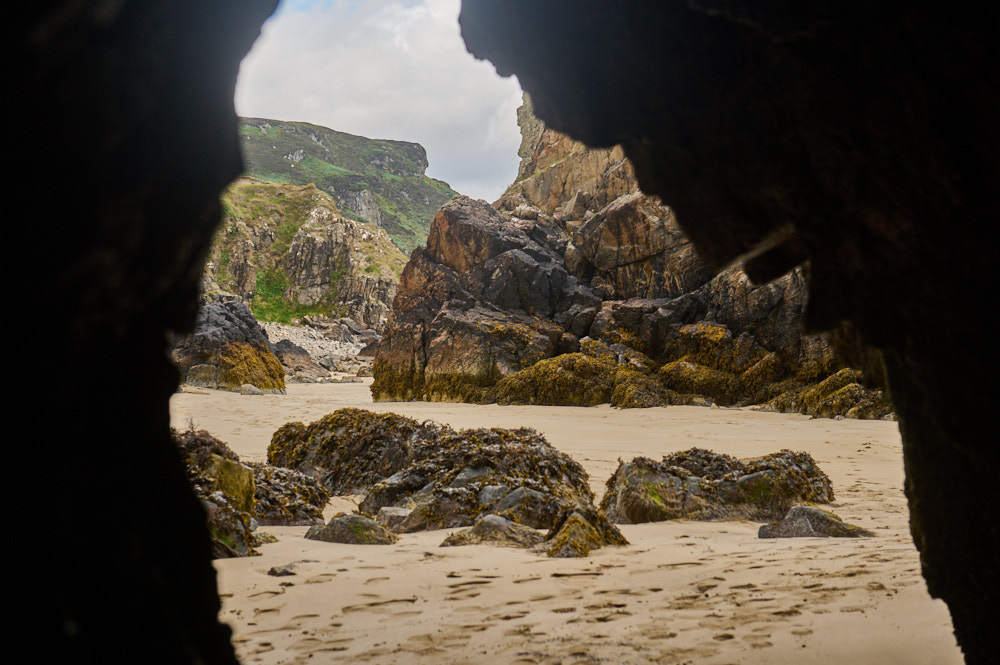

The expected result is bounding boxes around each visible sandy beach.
[170,382,962,664]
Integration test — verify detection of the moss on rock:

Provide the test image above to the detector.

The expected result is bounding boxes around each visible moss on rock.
[216,342,286,393]
[305,513,398,545]
[658,359,743,406]
[495,353,616,406]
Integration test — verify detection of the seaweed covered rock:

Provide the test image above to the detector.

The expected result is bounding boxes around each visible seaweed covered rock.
[267,408,446,493]
[539,506,629,558]
[171,295,286,394]
[495,353,617,406]
[175,428,335,555]
[173,428,257,558]
[767,367,894,420]
[759,505,876,539]
[600,448,833,524]
[440,514,545,549]
[305,514,398,545]
[363,425,595,532]
[249,463,329,526]
[269,409,602,536]
[369,98,895,420]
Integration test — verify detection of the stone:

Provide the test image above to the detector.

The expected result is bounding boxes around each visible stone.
[600,448,833,524]
[171,295,286,394]
[759,506,876,539]
[539,507,629,558]
[250,464,329,527]
[305,514,398,545]
[375,506,413,531]
[440,514,545,549]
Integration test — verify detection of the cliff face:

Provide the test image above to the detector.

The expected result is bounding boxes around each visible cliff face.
[239,118,457,254]
[207,177,406,330]
[372,96,861,411]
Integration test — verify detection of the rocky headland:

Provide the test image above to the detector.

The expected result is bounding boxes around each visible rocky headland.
[372,96,891,419]
[239,118,457,254]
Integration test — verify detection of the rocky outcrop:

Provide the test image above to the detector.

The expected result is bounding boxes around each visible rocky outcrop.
[599,448,834,524]
[373,109,888,416]
[207,177,406,330]
[239,118,457,254]
[267,408,627,557]
[171,295,286,393]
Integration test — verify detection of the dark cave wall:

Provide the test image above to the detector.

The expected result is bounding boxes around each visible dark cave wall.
[16,1,997,663]
[20,2,277,663]
[460,1,996,662]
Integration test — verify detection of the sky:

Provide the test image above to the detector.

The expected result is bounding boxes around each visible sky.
[235,0,524,202]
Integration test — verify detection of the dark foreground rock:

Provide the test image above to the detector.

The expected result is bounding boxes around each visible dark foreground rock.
[759,505,875,539]
[171,295,286,394]
[600,448,833,524]
[305,514,398,545]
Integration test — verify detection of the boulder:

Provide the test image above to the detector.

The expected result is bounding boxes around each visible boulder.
[171,295,285,394]
[759,506,876,539]
[268,409,602,545]
[305,514,398,545]
[440,514,545,549]
[539,507,630,558]
[600,448,833,524]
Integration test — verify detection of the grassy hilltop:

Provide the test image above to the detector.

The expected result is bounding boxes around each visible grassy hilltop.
[239,117,457,254]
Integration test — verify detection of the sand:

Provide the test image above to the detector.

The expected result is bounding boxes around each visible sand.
[170,381,963,664]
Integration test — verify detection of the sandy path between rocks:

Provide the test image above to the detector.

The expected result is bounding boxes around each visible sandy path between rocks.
[171,381,962,664]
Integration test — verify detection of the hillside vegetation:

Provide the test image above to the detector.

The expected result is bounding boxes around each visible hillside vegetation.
[239,117,457,254]
[208,178,406,327]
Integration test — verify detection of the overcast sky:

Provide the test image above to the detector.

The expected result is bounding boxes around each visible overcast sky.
[235,0,524,202]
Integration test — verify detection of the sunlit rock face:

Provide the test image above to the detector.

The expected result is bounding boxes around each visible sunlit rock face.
[460,2,997,662]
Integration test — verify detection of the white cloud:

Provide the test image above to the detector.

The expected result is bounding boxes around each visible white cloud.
[235,0,524,202]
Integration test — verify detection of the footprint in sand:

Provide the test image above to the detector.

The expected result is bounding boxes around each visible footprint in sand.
[341,598,418,614]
